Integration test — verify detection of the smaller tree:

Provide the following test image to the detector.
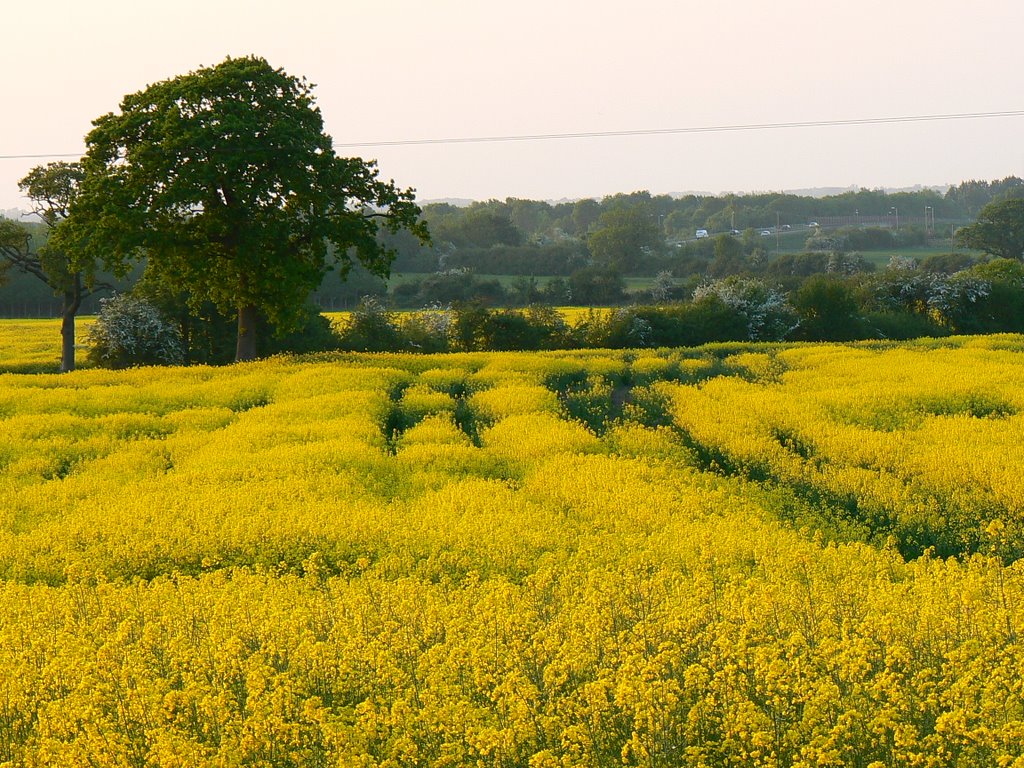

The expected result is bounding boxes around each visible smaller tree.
[6,162,111,372]
[955,198,1024,260]
[586,204,663,271]
[707,234,747,278]
[446,207,523,248]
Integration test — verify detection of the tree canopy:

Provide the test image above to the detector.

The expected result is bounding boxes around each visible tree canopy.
[954,198,1024,261]
[55,55,428,361]
[586,203,663,271]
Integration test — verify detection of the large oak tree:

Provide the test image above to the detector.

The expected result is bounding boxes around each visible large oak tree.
[55,55,427,361]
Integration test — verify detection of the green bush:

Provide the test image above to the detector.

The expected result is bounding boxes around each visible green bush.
[337,296,404,352]
[790,275,866,341]
[865,311,947,340]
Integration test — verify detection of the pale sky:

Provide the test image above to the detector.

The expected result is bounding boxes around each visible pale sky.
[2,0,1023,212]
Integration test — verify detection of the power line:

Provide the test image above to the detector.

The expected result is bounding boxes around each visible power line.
[2,109,1023,160]
[333,110,1024,148]
[0,152,84,161]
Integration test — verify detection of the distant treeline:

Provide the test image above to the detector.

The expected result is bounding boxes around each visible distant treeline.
[2,176,1022,316]
[383,176,1023,266]
[362,176,1024,307]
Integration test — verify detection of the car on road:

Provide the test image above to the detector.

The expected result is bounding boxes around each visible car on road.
[695,229,709,239]
[760,230,772,236]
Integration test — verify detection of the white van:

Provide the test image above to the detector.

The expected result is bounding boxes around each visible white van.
[695,229,709,239]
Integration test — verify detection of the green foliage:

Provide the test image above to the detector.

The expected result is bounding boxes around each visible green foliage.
[864,311,946,340]
[260,305,340,357]
[439,242,586,276]
[571,309,655,348]
[337,296,405,352]
[324,177,1024,297]
[919,252,981,274]
[648,270,681,302]
[431,206,523,248]
[765,251,874,278]
[13,162,107,373]
[869,266,992,331]
[481,306,569,351]
[946,175,1024,213]
[397,307,452,353]
[449,301,491,351]
[956,259,1024,333]
[55,56,427,361]
[790,275,865,341]
[477,311,539,351]
[391,271,508,308]
[586,202,663,271]
[707,233,747,278]
[804,226,909,254]
[967,257,1024,286]
[955,198,1024,260]
[0,218,29,262]
[567,266,626,305]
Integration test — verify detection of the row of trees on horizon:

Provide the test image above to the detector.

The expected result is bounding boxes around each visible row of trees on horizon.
[6,176,1023,311]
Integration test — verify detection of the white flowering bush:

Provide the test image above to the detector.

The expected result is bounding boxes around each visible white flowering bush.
[874,271,990,326]
[650,270,677,302]
[87,293,185,368]
[692,277,798,341]
[411,302,454,338]
[397,303,453,353]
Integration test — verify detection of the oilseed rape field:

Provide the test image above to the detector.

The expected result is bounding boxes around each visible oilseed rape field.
[0,322,1023,767]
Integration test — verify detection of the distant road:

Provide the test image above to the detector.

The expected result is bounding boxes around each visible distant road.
[674,223,818,244]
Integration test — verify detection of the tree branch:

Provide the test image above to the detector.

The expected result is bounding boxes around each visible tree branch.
[0,245,51,285]
[82,280,116,299]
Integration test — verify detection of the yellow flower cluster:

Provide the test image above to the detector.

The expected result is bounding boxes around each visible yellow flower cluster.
[663,336,1024,559]
[0,323,1021,766]
[0,318,94,373]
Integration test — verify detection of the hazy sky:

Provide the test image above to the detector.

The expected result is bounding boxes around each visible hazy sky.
[2,0,1023,211]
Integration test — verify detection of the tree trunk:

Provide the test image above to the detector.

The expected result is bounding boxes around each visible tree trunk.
[235,304,259,362]
[60,282,82,373]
